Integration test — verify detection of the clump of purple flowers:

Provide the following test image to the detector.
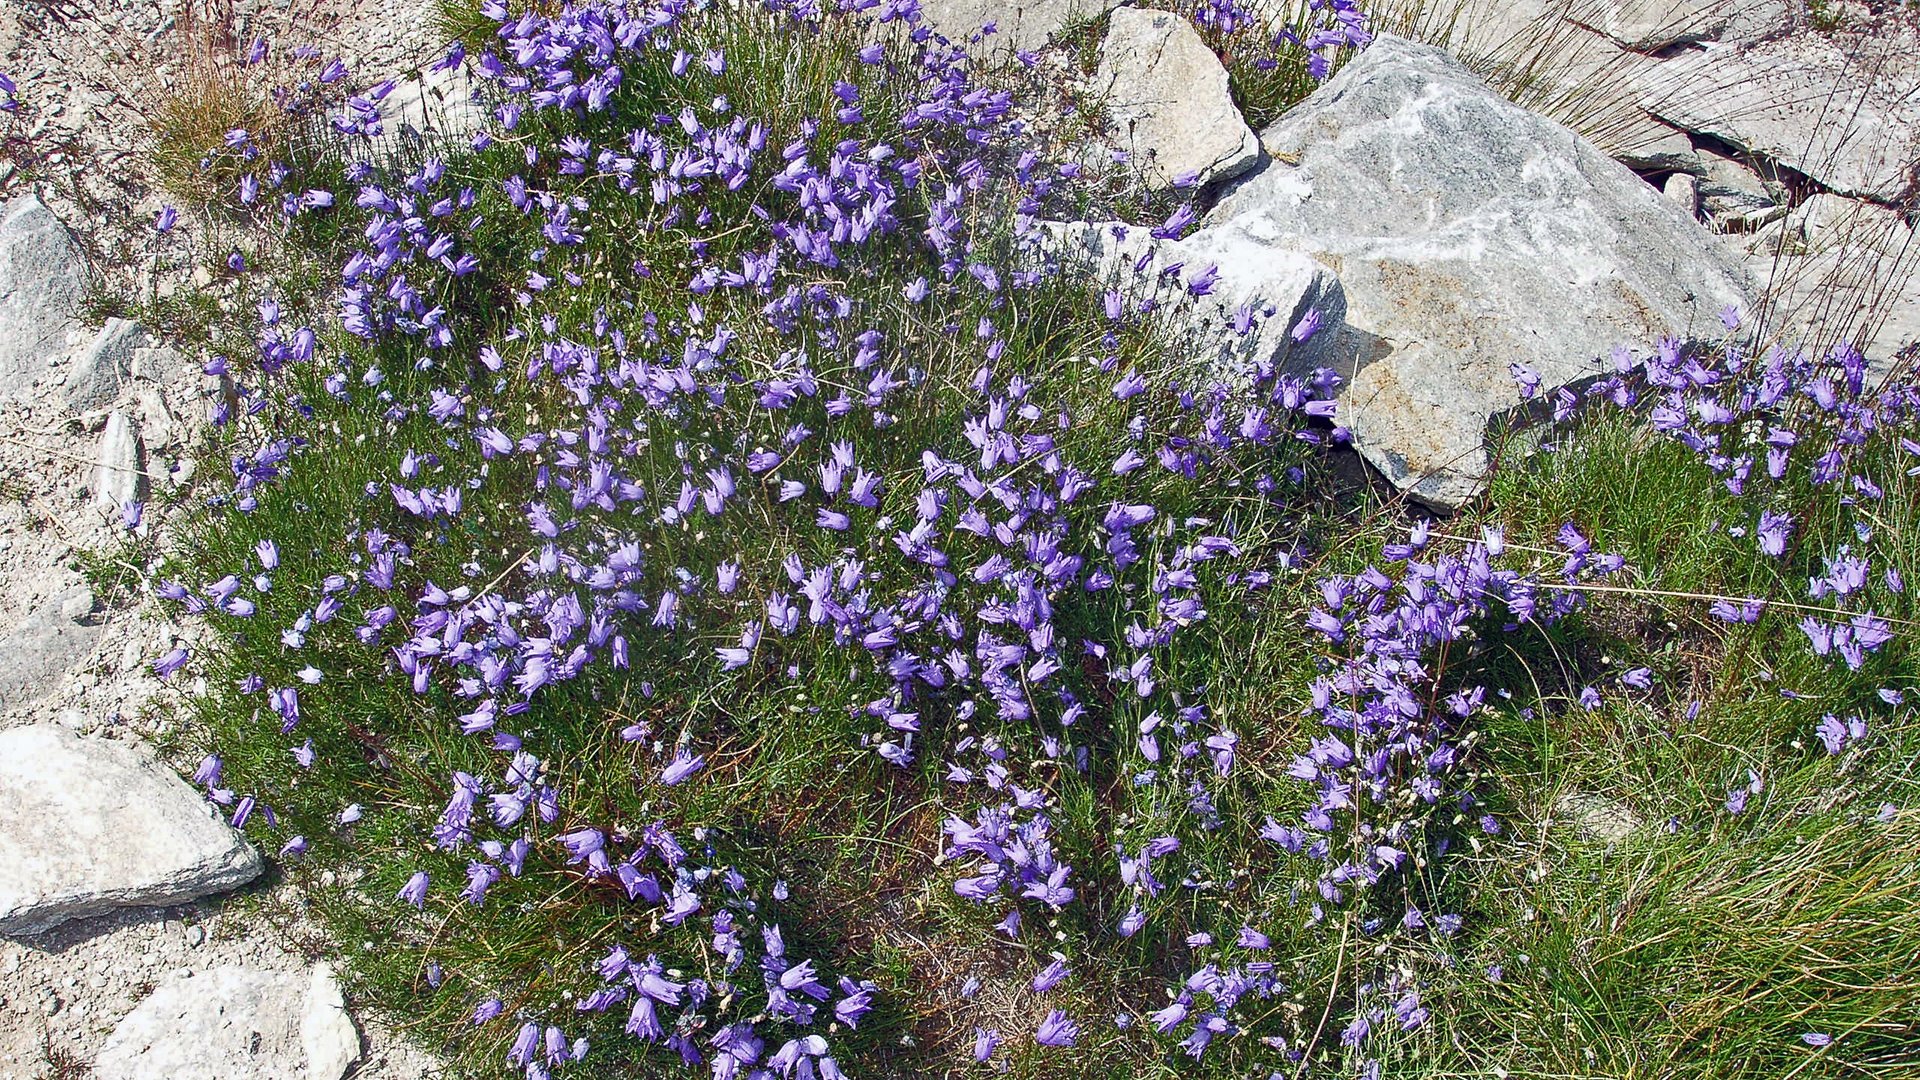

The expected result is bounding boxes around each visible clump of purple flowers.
[1187,0,1372,98]
[1520,328,1914,681]
[159,0,1369,1072]
[1514,318,1916,824]
[151,0,1910,1074]
[1279,521,1624,923]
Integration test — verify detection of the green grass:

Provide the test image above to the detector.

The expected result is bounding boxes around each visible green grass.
[1418,410,1920,1078]
[143,3,1920,1078]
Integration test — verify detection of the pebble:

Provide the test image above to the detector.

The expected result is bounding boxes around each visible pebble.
[61,588,95,621]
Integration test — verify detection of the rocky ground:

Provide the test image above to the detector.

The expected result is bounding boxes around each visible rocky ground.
[2,5,451,1077]
[0,0,1914,1077]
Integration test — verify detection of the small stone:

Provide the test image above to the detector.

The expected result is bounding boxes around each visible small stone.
[1662,171,1700,218]
[136,385,177,450]
[184,924,205,947]
[63,319,146,410]
[92,410,144,514]
[60,588,96,621]
[128,344,175,381]
[301,963,361,1080]
[1554,791,1642,845]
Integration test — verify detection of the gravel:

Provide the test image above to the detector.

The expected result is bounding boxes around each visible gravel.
[0,1,449,1075]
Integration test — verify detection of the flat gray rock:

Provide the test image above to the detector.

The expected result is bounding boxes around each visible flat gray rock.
[0,195,89,389]
[1612,126,1701,174]
[94,963,361,1080]
[1096,8,1258,190]
[919,0,1121,55]
[1643,34,1919,203]
[1566,0,1730,51]
[1421,1,1785,168]
[1212,35,1749,508]
[0,590,106,714]
[1713,0,1793,44]
[1037,217,1345,379]
[1439,0,1786,59]
[0,725,262,936]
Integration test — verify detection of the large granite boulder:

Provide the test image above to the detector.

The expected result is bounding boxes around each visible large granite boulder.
[0,194,89,390]
[94,964,361,1080]
[1210,35,1750,508]
[1095,8,1259,189]
[0,725,263,935]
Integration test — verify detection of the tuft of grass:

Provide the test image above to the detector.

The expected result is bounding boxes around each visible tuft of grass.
[41,1037,92,1080]
[1057,7,1112,77]
[144,0,343,203]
